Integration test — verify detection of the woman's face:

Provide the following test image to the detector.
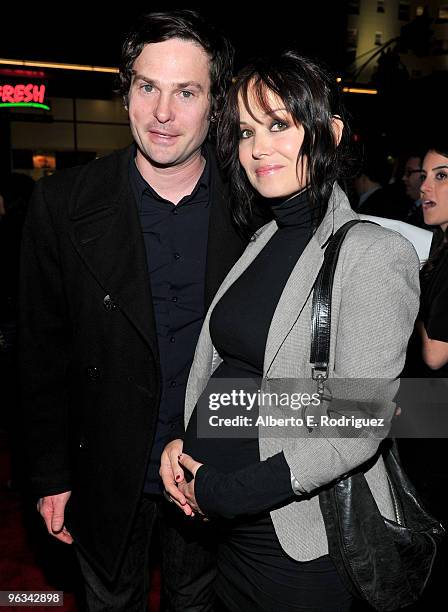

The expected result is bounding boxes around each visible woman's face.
[238,86,308,199]
[421,150,448,231]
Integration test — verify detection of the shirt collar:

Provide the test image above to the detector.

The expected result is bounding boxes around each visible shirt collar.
[129,145,210,211]
[359,185,381,207]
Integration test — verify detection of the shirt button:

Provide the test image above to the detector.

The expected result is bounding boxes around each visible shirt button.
[171,296,178,302]
[169,336,176,343]
[173,209,178,215]
[170,380,177,387]
[174,253,181,260]
[86,366,101,380]
[103,294,118,311]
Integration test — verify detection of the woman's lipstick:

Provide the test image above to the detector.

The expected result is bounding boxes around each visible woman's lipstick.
[255,165,284,177]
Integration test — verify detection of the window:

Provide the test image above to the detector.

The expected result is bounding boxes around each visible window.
[377,0,385,13]
[375,31,383,45]
[434,38,448,53]
[346,28,358,49]
[347,0,360,15]
[437,6,448,22]
[398,2,410,21]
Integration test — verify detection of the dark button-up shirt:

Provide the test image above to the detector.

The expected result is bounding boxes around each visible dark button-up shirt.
[129,152,210,493]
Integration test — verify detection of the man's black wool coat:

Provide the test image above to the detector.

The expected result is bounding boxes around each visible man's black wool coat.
[19,144,249,581]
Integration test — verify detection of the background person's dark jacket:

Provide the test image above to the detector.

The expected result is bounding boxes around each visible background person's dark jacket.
[19,144,249,582]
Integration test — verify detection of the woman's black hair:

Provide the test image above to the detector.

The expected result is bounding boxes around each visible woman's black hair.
[217,50,351,236]
[420,145,448,282]
[118,10,234,117]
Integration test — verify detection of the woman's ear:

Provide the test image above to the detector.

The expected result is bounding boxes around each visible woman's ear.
[331,115,344,146]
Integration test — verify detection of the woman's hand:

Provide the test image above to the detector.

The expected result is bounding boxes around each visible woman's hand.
[178,453,205,516]
[160,439,194,516]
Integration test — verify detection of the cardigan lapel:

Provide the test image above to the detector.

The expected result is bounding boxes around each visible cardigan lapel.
[68,146,159,359]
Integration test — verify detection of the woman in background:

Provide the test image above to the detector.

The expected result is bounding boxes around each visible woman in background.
[416,147,448,374]
[401,145,448,521]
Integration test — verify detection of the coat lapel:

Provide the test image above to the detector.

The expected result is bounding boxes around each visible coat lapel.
[184,219,278,422]
[203,144,247,308]
[263,183,358,375]
[68,146,159,359]
[185,183,358,419]
[263,235,323,375]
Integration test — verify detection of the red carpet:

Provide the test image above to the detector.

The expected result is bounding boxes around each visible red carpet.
[1,427,445,612]
[0,430,160,611]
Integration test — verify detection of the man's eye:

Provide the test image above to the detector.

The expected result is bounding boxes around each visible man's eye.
[180,91,193,98]
[271,121,288,132]
[240,129,253,139]
[141,84,153,93]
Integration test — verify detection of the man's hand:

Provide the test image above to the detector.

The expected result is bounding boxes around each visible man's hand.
[160,439,194,516]
[37,491,73,544]
[178,453,204,515]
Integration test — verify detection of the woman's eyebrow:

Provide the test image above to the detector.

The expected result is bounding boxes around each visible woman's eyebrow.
[239,108,288,124]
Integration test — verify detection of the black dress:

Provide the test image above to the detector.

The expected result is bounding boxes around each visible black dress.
[183,191,352,611]
[400,230,448,523]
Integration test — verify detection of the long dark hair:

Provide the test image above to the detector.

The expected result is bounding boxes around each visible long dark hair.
[420,146,448,283]
[217,50,351,236]
[118,10,234,117]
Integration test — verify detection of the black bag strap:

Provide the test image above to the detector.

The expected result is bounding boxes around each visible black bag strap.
[310,220,376,388]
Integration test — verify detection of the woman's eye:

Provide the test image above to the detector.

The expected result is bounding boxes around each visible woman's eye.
[271,121,288,132]
[240,129,253,139]
[436,172,447,180]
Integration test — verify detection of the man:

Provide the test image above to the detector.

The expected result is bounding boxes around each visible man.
[20,10,253,611]
[402,153,425,227]
[354,150,408,220]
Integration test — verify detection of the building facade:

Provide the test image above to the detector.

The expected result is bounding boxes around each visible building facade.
[346,0,448,82]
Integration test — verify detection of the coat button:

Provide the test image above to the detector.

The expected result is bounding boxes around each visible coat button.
[86,366,101,380]
[103,294,118,311]
[79,436,89,450]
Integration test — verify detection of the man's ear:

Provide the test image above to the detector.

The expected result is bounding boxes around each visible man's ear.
[331,115,344,146]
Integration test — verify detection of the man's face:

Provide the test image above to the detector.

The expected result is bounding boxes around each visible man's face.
[402,156,422,200]
[127,38,212,169]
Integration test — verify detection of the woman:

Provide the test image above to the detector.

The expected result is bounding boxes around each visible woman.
[161,52,420,611]
[416,147,448,374]
[400,146,448,524]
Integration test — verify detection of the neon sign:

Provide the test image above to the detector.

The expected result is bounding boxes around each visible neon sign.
[0,83,49,110]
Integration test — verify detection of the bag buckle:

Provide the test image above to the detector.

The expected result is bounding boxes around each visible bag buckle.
[312,364,328,397]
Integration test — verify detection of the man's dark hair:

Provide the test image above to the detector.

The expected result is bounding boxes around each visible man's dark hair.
[118,9,234,116]
[217,50,351,236]
[358,149,392,186]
